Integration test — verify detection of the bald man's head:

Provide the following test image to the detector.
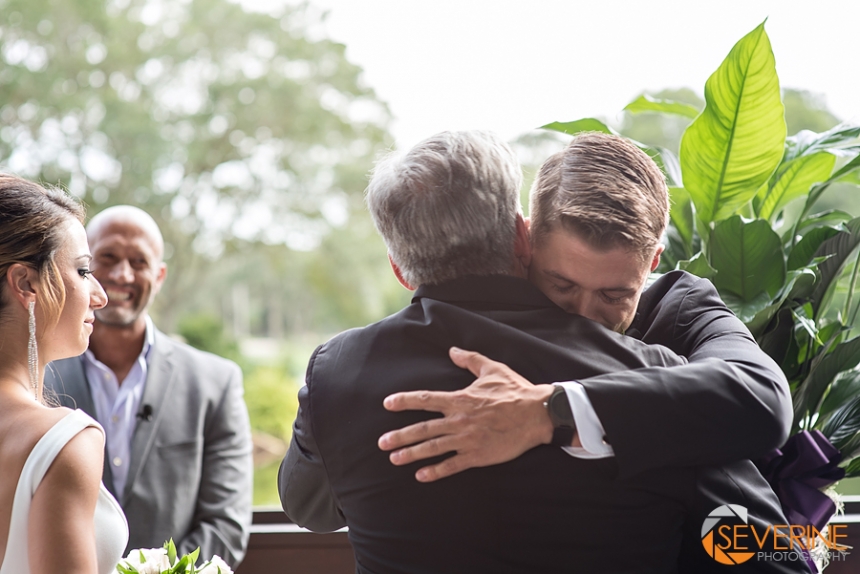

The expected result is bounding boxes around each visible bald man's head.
[87,205,167,329]
[87,205,165,263]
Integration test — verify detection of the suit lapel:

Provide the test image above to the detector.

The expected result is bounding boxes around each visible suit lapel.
[122,330,175,505]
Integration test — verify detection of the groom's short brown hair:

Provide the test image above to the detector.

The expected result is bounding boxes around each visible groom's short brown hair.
[529,132,668,260]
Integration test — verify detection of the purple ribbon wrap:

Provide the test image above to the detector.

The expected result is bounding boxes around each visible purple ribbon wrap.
[756,430,845,532]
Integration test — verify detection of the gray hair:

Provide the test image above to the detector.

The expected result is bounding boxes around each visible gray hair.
[366,131,522,287]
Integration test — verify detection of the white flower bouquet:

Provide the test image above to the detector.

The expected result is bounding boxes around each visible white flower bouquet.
[116,539,232,574]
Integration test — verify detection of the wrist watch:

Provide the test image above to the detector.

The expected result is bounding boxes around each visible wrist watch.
[544,385,577,447]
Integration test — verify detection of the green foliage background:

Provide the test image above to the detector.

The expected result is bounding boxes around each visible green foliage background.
[544,22,860,496]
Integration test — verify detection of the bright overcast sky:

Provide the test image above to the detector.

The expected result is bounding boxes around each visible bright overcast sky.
[303,0,860,148]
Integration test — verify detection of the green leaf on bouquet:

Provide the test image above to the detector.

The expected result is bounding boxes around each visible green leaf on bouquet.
[680,21,785,226]
[170,554,194,573]
[166,538,177,565]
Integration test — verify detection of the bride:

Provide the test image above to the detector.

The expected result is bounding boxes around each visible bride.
[0,175,128,574]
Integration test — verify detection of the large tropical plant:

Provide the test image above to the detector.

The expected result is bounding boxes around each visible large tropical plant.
[543,21,860,478]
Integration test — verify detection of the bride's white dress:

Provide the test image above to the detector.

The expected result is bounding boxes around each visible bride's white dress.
[0,409,128,574]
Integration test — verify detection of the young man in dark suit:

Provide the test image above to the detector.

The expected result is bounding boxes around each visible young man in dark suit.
[280,131,806,573]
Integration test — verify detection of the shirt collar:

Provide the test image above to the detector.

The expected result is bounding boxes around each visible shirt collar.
[412,274,559,310]
[83,315,155,366]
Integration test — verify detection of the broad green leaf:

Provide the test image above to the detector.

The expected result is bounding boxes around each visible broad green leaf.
[843,455,860,478]
[680,22,786,226]
[830,152,860,182]
[811,217,860,317]
[819,369,860,417]
[819,394,860,453]
[786,265,818,300]
[668,186,694,256]
[655,147,682,187]
[803,154,860,214]
[787,226,841,270]
[540,118,613,136]
[793,336,860,426]
[757,307,795,366]
[677,252,715,279]
[745,268,815,336]
[824,376,860,459]
[841,170,860,186]
[787,209,853,244]
[791,308,821,345]
[784,124,860,163]
[722,291,774,324]
[624,94,701,119]
[759,152,836,222]
[814,320,846,356]
[709,216,785,300]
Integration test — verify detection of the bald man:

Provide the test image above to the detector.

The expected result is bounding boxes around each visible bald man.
[45,206,253,566]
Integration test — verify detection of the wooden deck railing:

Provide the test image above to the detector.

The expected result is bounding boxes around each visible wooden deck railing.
[238,499,860,573]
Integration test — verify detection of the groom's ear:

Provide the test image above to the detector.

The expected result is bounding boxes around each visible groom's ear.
[388,254,416,291]
[650,244,664,272]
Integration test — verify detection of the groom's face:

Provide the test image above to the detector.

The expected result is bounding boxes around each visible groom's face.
[528,229,661,333]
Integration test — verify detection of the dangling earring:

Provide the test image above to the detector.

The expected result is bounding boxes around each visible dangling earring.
[28,301,38,393]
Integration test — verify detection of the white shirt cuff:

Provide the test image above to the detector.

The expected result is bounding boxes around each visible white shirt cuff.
[555,381,614,459]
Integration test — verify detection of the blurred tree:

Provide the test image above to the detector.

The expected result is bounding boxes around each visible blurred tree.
[782,88,840,135]
[0,0,394,331]
[176,312,242,363]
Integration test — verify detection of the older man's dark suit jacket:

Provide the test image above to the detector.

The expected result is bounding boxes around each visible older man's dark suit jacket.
[280,272,804,573]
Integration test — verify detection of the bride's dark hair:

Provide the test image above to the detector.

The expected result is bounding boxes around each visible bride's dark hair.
[0,174,86,327]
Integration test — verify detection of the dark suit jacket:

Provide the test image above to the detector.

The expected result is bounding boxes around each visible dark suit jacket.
[45,329,254,567]
[628,272,810,573]
[280,273,801,573]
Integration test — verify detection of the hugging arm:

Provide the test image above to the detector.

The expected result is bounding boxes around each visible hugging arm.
[279,346,346,532]
[581,273,791,476]
[382,273,791,480]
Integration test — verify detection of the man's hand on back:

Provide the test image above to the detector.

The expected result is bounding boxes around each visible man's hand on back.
[378,347,560,482]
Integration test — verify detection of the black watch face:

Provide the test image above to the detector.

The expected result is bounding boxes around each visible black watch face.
[550,388,574,422]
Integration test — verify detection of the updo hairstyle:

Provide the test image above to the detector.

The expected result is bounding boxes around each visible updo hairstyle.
[0,174,85,327]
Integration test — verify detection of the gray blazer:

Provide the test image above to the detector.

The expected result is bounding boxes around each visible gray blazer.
[45,329,253,567]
